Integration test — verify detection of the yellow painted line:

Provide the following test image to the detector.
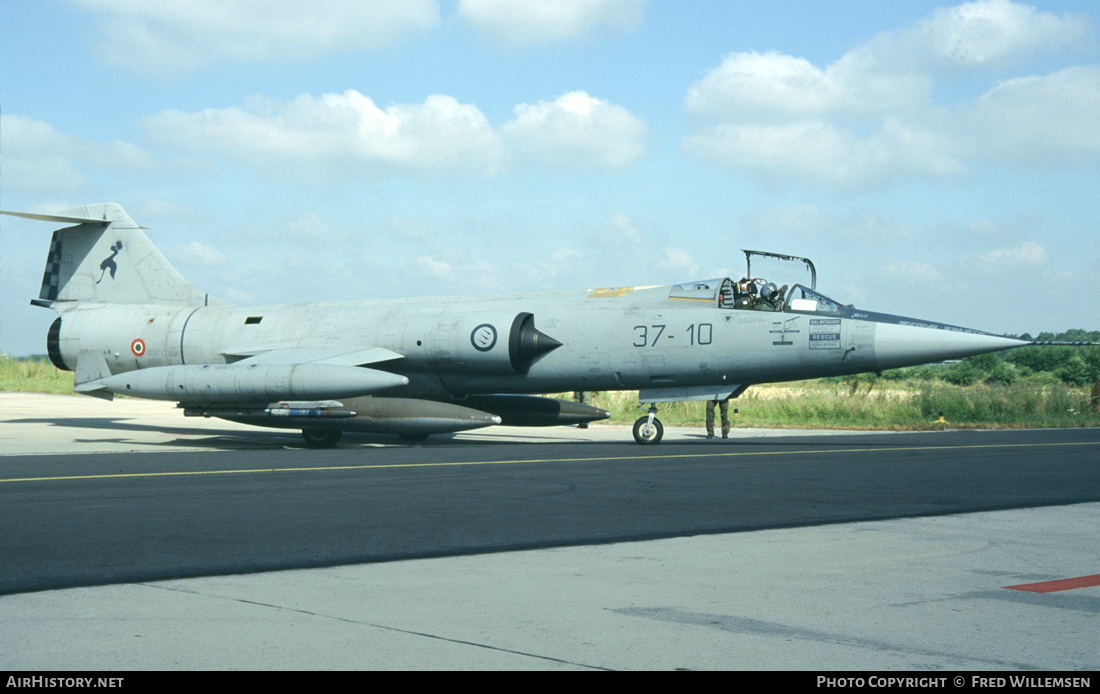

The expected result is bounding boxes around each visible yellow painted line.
[1,440,1096,485]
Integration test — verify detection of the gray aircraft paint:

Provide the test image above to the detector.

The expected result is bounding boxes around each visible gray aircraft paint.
[4,203,1028,446]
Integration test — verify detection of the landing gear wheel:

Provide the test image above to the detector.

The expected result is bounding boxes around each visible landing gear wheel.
[301,428,343,448]
[399,433,430,442]
[632,416,664,445]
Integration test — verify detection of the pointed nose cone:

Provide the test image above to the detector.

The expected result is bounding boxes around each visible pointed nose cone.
[873,321,1028,372]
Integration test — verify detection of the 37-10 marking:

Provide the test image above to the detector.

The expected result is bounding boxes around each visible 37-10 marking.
[633,323,713,347]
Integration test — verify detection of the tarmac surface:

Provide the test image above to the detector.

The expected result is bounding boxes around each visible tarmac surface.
[1,392,1098,671]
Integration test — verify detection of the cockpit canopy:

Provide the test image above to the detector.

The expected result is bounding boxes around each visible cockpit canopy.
[668,250,846,314]
[669,279,847,314]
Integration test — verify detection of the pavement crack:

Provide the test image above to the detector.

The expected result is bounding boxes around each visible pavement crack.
[140,583,612,670]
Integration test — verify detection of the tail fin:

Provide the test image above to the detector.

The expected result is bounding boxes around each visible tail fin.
[2,203,218,308]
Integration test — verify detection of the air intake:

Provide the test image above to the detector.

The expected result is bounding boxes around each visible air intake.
[509,313,562,373]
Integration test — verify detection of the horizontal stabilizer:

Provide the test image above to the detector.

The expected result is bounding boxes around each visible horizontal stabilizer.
[72,382,116,401]
[0,210,110,226]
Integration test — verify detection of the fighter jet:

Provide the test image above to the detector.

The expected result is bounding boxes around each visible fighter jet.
[3,203,1031,446]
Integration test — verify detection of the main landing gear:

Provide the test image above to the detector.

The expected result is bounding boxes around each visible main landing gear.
[301,428,343,448]
[632,404,664,445]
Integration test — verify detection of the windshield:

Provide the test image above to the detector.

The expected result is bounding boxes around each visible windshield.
[785,285,845,313]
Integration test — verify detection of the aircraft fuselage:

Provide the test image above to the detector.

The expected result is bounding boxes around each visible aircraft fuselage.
[47,283,1018,402]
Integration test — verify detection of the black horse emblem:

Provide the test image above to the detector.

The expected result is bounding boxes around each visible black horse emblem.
[97,241,122,284]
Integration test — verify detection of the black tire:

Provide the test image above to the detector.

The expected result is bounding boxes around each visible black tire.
[399,433,430,442]
[632,416,664,444]
[301,428,343,448]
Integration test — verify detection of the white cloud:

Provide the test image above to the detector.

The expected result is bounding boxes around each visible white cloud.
[399,212,667,294]
[407,246,591,295]
[502,91,646,170]
[0,114,156,193]
[874,261,945,285]
[843,213,912,244]
[749,205,912,244]
[965,65,1100,165]
[660,248,699,277]
[683,47,951,187]
[682,0,1096,189]
[750,205,833,236]
[279,212,348,246]
[407,234,703,296]
[974,240,1050,274]
[909,0,1092,70]
[966,219,1007,238]
[551,247,584,265]
[227,212,351,249]
[414,251,505,291]
[131,200,206,224]
[144,90,645,178]
[684,51,929,123]
[0,117,87,192]
[170,242,226,266]
[587,212,642,248]
[458,0,643,49]
[144,91,510,179]
[75,0,441,77]
[683,118,962,189]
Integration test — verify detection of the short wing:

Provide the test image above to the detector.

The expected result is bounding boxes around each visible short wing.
[638,385,750,402]
[227,346,405,368]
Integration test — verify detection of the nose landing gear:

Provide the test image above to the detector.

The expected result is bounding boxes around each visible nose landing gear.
[632,404,664,444]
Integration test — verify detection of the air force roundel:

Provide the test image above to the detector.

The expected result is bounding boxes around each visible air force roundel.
[470,324,497,352]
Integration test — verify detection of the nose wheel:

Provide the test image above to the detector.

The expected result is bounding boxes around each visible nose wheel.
[632,405,664,444]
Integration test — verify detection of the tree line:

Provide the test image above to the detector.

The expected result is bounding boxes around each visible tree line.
[878,330,1100,387]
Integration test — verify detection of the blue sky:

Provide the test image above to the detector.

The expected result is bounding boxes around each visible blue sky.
[2,0,1098,356]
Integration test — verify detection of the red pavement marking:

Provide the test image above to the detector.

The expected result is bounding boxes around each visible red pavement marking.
[1004,574,1100,593]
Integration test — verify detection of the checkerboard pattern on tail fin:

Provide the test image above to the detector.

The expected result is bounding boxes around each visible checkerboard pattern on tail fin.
[4,203,219,308]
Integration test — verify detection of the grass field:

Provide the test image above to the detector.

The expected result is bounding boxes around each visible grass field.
[578,380,1100,430]
[0,355,75,394]
[4,354,1097,430]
